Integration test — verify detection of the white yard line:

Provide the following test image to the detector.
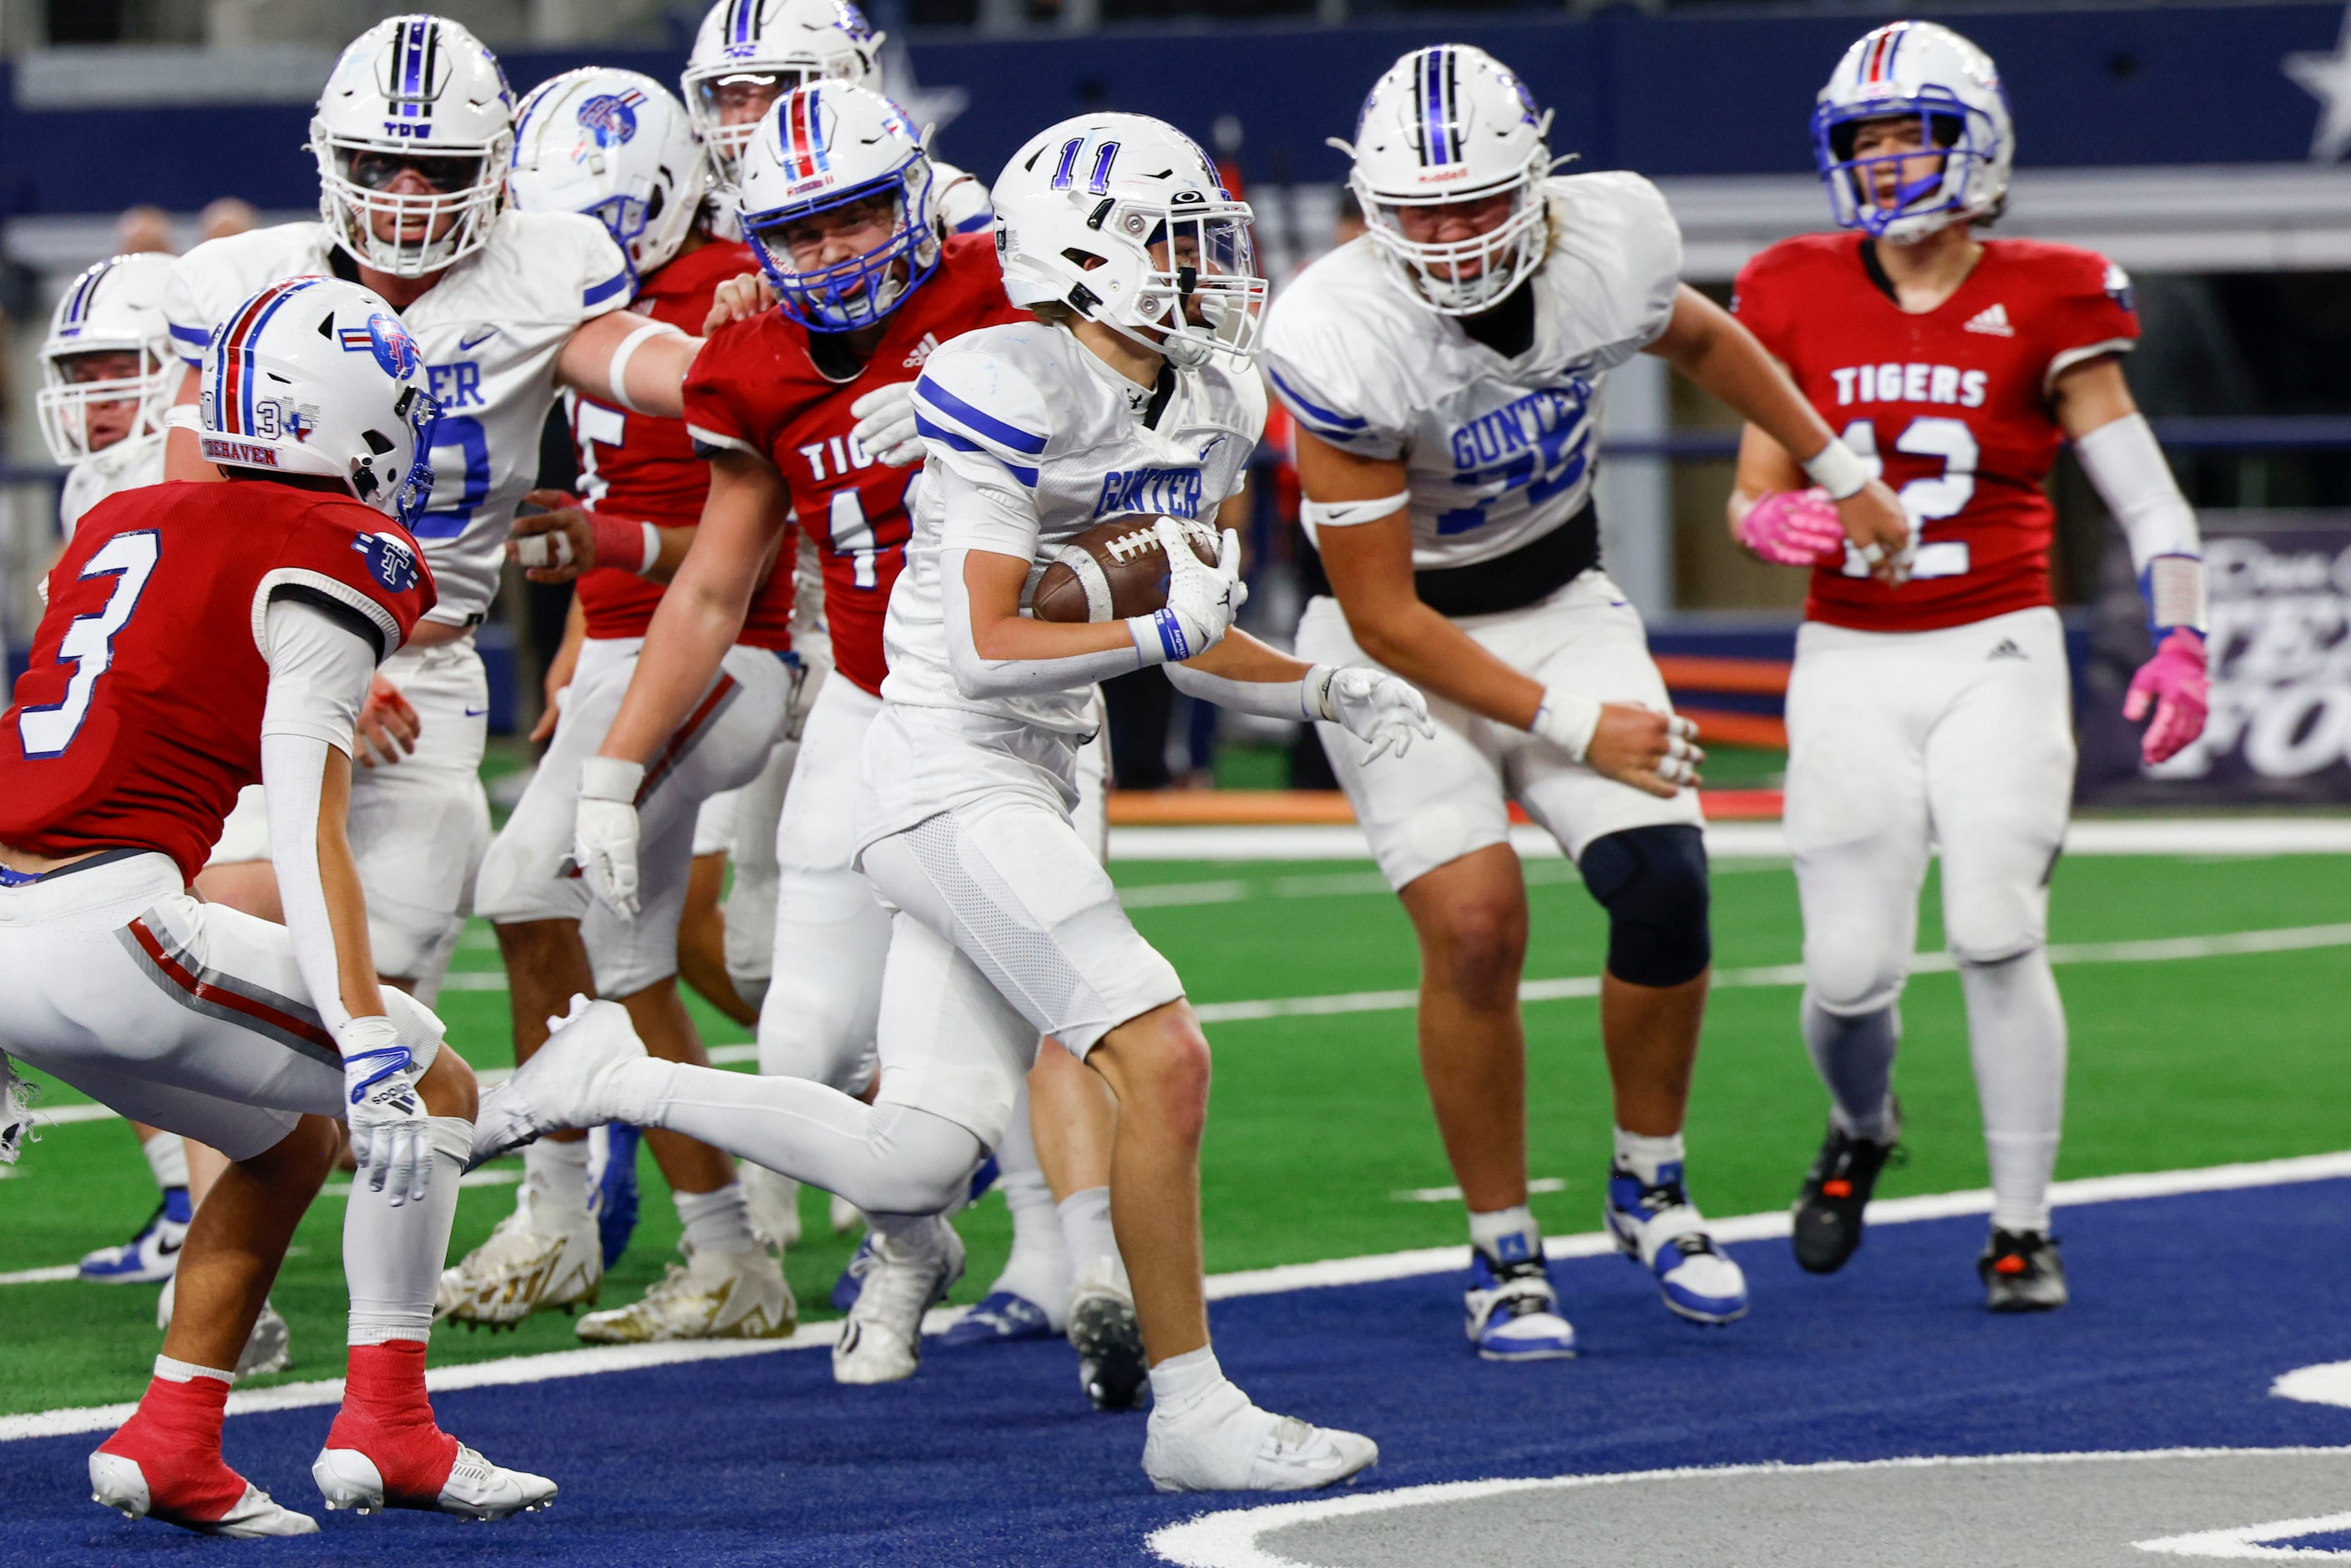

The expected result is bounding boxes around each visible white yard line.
[6,1148,2347,1444]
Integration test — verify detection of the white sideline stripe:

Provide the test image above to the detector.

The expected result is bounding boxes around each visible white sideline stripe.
[0,1266,78,1286]
[5,1150,2346,1444]
[2136,1510,2351,1559]
[1393,1177,1565,1204]
[1143,1447,2351,1568]
[2273,1361,2351,1412]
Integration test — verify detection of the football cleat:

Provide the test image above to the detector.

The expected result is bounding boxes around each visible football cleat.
[313,1443,557,1521]
[88,1451,317,1538]
[939,1289,1055,1347]
[435,1200,602,1328]
[468,999,648,1167]
[1464,1242,1576,1361]
[831,1232,879,1313]
[1792,1121,1904,1275]
[575,1246,796,1343]
[741,1161,802,1253]
[590,1123,642,1269]
[832,1221,963,1386]
[1979,1228,2068,1313]
[78,1195,190,1283]
[1067,1257,1149,1410]
[1605,1161,1750,1325]
[1143,1381,1378,1493]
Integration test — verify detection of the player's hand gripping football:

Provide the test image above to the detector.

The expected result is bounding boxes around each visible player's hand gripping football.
[1534,692,1703,799]
[1317,666,1434,761]
[574,756,646,918]
[2124,628,2210,766]
[849,382,924,468]
[705,271,778,333]
[508,489,596,583]
[341,1016,433,1206]
[355,675,420,768]
[1838,478,1914,587]
[1155,518,1246,660]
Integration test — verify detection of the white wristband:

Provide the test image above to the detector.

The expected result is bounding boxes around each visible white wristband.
[579,756,645,803]
[164,406,201,432]
[1802,439,1872,502]
[1305,664,1341,724]
[604,322,681,416]
[634,522,660,575]
[1530,690,1601,762]
[2146,553,2207,632]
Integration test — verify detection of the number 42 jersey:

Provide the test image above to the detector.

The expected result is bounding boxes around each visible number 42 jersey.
[1733,232,2139,632]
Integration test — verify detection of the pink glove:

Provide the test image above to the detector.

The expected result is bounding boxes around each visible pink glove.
[1736,488,1848,567]
[2124,628,2209,766]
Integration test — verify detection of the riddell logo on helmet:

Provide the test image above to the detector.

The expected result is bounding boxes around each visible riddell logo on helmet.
[1423,165,1470,183]
[201,438,280,467]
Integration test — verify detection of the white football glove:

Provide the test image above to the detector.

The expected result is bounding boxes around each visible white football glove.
[341,1015,432,1206]
[574,756,646,919]
[849,382,923,468]
[1136,518,1246,665]
[1313,665,1433,762]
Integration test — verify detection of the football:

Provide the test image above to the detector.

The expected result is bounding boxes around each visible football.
[1029,517,1221,624]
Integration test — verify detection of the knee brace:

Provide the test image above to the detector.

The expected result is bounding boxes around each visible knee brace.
[1579,824,1711,989]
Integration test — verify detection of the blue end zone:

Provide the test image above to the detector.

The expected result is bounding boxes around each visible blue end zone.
[8,1179,2351,1565]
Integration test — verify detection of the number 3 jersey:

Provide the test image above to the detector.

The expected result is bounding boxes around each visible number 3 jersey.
[166,212,632,630]
[684,233,1025,697]
[0,481,433,883]
[1261,172,1681,573]
[1733,233,2139,633]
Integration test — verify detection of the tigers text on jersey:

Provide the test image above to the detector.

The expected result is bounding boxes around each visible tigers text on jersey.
[567,237,788,650]
[166,213,631,628]
[0,481,432,883]
[891,319,1266,733]
[684,232,1024,695]
[1734,234,2138,633]
[1261,172,1681,571]
[60,432,164,540]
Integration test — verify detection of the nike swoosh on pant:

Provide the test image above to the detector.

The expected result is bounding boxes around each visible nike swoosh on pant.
[463,706,489,717]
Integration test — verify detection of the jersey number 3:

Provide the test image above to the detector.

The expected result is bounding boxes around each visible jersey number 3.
[1839,417,1977,580]
[20,530,160,758]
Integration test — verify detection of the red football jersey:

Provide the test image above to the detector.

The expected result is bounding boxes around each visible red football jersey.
[569,237,794,650]
[0,481,432,883]
[683,233,1024,695]
[1734,234,2139,632]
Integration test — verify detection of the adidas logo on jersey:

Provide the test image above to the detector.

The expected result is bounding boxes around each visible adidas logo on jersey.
[1964,303,2015,337]
[902,332,942,369]
[1987,638,2027,661]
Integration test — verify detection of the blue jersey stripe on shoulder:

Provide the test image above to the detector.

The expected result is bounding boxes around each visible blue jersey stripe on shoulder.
[169,322,211,346]
[952,210,994,234]
[1267,365,1368,432]
[914,376,1047,456]
[914,413,1038,487]
[584,272,630,308]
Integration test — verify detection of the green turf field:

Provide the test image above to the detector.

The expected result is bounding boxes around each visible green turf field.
[4,848,2348,1418]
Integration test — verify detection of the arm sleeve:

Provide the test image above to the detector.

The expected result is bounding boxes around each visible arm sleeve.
[1165,660,1320,721]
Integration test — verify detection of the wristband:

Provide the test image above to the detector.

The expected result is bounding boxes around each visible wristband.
[579,756,645,804]
[164,406,201,432]
[1127,609,1191,666]
[2146,553,2207,633]
[1530,690,1601,762]
[1304,664,1341,723]
[590,513,660,575]
[1802,439,1872,502]
[604,321,681,416]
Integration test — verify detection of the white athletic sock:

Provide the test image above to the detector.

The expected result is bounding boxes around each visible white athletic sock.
[1146,1344,1229,1415]
[675,1181,758,1256]
[1802,991,1902,1143]
[1466,1203,1540,1263]
[141,1131,190,1192]
[1959,951,2067,1236]
[345,1118,471,1345]
[522,1135,592,1217]
[154,1354,235,1386]
[1057,1186,1125,1292]
[991,1092,1068,1312]
[1612,1128,1686,1186]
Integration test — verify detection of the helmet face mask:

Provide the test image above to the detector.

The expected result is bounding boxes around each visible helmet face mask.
[1813,23,2012,245]
[738,84,938,332]
[36,252,176,466]
[508,68,709,296]
[685,0,884,188]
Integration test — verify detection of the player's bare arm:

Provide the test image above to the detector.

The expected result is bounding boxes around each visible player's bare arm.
[1298,428,1693,797]
[555,310,703,422]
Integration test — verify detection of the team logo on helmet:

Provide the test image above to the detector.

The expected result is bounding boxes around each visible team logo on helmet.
[833,0,877,41]
[577,91,642,148]
[353,530,421,594]
[365,312,421,380]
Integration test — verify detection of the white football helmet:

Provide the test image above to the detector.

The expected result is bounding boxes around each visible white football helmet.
[1813,21,2013,244]
[993,113,1264,371]
[36,252,175,466]
[1337,44,1555,316]
[737,83,938,331]
[310,14,516,277]
[509,68,707,296]
[195,276,439,529]
[684,0,884,186]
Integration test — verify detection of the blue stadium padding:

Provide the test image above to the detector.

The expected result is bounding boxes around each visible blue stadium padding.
[5,1177,2350,1564]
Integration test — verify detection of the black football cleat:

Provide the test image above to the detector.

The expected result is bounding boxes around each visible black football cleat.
[1978,1228,2068,1312]
[1791,1123,1901,1275]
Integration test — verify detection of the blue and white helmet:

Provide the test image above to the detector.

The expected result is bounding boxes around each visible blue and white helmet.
[737,83,938,332]
[509,68,708,296]
[36,252,175,466]
[197,276,439,529]
[1813,21,2013,244]
[993,113,1265,370]
[310,14,517,277]
[1337,45,1555,316]
[684,0,884,187]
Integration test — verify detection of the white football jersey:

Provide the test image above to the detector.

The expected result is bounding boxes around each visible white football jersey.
[1263,171,1681,572]
[59,432,165,539]
[889,321,1265,733]
[165,215,632,625]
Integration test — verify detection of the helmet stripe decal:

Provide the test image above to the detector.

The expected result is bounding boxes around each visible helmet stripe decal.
[214,278,317,438]
[1421,48,1447,168]
[807,87,828,173]
[62,260,110,328]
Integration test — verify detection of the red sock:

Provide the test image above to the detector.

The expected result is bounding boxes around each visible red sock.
[322,1341,458,1506]
[96,1373,248,1523]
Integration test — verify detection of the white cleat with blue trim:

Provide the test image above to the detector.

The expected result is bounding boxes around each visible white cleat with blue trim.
[1605,1161,1749,1325]
[1464,1237,1578,1360]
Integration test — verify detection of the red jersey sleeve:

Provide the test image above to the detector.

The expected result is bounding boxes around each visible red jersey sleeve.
[683,316,777,458]
[2029,245,2141,394]
[265,499,436,663]
[1730,242,1804,364]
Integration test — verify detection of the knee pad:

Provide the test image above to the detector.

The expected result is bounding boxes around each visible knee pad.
[1579,824,1711,989]
[1941,869,2051,967]
[1802,936,1908,1016]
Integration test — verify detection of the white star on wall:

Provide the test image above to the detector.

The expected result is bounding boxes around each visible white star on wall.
[2286,3,2351,162]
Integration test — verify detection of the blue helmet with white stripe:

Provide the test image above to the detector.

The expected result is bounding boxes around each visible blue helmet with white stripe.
[196,276,439,529]
[37,252,174,466]
[1337,45,1554,316]
[736,83,938,332]
[1813,22,2012,245]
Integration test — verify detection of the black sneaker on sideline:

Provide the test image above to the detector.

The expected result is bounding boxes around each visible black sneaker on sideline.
[1791,1124,1901,1275]
[1978,1228,2068,1312]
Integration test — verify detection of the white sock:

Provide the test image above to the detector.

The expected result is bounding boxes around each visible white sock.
[345,1118,470,1345]
[154,1354,234,1385]
[990,1085,1068,1313]
[522,1136,592,1217]
[1466,1203,1540,1264]
[1613,1128,1686,1187]
[674,1181,758,1256]
[1057,1186,1125,1290]
[1802,992,1902,1142]
[141,1131,190,1192]
[1146,1344,1230,1416]
[1959,951,2067,1235]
